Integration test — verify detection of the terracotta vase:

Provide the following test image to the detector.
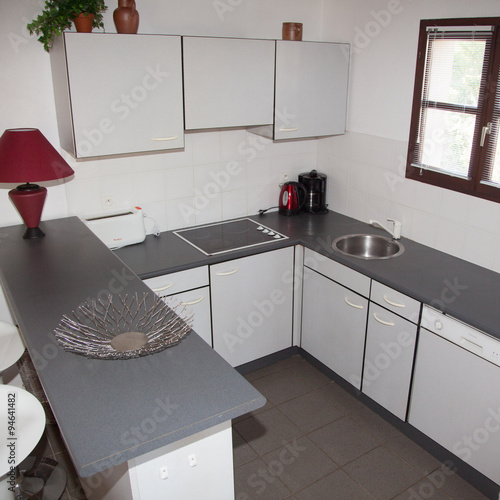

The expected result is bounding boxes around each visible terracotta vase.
[73,13,94,33]
[113,0,139,34]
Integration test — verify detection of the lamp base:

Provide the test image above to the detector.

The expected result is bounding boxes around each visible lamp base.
[8,184,47,239]
[23,226,45,239]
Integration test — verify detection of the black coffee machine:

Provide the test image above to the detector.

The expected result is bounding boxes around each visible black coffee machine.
[298,169,327,213]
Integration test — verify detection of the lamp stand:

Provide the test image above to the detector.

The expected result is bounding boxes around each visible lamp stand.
[9,184,47,239]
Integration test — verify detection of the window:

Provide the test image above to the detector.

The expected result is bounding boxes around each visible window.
[406,18,500,202]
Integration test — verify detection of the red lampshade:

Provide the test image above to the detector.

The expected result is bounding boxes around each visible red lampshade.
[0,128,74,183]
[0,128,74,239]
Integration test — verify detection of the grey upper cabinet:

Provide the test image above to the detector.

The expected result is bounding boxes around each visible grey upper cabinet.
[50,33,184,158]
[250,41,350,140]
[182,36,275,130]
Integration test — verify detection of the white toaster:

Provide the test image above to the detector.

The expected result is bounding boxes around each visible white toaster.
[82,207,146,249]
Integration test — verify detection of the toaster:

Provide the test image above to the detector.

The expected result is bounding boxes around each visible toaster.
[83,207,146,249]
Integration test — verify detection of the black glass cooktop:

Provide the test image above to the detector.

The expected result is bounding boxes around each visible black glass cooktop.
[173,218,288,256]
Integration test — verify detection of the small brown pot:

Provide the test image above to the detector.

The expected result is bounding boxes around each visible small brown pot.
[73,13,94,33]
[282,22,303,41]
[113,0,139,34]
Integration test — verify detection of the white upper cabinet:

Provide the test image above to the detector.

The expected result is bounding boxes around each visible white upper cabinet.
[50,33,184,158]
[250,41,350,140]
[182,36,275,130]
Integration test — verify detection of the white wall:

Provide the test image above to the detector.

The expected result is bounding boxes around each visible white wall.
[0,0,322,231]
[319,0,500,272]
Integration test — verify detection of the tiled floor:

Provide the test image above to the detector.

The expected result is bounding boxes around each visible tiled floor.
[233,355,490,500]
[35,353,491,500]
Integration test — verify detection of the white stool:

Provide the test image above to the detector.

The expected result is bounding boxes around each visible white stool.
[0,385,46,498]
[0,322,25,385]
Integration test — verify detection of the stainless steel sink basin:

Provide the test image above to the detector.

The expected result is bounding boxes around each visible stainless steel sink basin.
[332,234,404,260]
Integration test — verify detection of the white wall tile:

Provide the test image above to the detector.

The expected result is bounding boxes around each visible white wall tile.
[434,219,466,259]
[388,203,413,238]
[99,175,135,212]
[439,189,470,224]
[411,211,437,248]
[466,196,500,234]
[348,161,371,194]
[412,182,443,215]
[247,157,272,188]
[222,190,247,220]
[462,228,496,269]
[220,129,249,162]
[389,176,415,208]
[65,178,102,216]
[134,170,166,204]
[346,189,367,222]
[167,197,196,230]
[192,131,221,166]
[246,185,272,215]
[165,167,194,200]
[194,192,222,225]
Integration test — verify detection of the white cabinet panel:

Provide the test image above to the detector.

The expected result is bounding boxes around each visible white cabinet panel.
[274,41,349,140]
[143,267,209,297]
[362,303,417,420]
[370,281,420,323]
[301,266,367,389]
[183,36,275,130]
[51,33,184,158]
[211,247,294,367]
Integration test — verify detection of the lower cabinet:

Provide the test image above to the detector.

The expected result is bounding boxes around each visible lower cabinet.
[362,303,417,420]
[301,266,368,389]
[210,247,294,367]
[143,267,212,347]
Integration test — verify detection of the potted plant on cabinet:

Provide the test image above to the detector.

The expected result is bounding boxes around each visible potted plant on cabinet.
[27,0,108,52]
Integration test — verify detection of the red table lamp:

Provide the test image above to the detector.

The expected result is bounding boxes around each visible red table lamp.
[0,129,74,239]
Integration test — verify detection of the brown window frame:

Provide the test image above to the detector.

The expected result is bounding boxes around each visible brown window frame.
[406,17,500,203]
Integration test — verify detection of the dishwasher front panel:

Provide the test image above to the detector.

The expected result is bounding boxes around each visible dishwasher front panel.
[409,327,500,486]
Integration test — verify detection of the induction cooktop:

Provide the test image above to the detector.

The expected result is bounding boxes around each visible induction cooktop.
[173,218,288,256]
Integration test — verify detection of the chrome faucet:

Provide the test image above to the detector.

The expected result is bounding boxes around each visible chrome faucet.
[369,218,402,240]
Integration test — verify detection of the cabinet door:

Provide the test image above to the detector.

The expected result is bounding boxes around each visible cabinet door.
[172,287,212,347]
[210,247,294,367]
[301,267,367,389]
[183,37,275,130]
[57,33,184,157]
[274,41,349,140]
[362,303,417,420]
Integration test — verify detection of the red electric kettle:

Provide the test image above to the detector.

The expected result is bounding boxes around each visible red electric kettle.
[278,181,307,216]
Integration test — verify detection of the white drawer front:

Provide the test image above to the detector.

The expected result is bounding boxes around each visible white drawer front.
[370,281,421,323]
[143,266,209,297]
[304,248,370,297]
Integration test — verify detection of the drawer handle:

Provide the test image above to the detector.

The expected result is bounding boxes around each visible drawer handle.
[152,282,174,292]
[373,312,395,327]
[279,127,299,132]
[383,294,406,308]
[151,136,179,141]
[215,268,239,276]
[180,296,204,306]
[344,297,364,309]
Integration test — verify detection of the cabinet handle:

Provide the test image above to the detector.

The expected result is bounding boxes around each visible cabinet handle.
[179,296,204,306]
[278,127,299,132]
[215,268,239,276]
[152,282,174,292]
[383,294,406,308]
[151,136,179,141]
[373,312,395,327]
[344,297,364,309]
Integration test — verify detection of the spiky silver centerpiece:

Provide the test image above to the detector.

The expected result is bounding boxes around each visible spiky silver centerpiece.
[54,293,193,360]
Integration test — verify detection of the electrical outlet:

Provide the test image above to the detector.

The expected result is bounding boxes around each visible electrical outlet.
[279,172,289,184]
[102,196,114,208]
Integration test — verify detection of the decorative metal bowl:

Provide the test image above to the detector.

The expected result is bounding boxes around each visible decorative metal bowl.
[54,293,193,360]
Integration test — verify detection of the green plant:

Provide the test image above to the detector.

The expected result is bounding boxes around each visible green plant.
[27,0,108,52]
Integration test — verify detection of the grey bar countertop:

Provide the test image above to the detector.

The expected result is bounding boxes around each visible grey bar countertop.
[115,210,500,341]
[0,217,266,477]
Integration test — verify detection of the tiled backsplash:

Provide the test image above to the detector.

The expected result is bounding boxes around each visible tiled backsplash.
[317,131,500,273]
[63,129,318,233]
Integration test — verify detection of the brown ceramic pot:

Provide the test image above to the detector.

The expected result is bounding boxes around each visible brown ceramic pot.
[282,22,303,41]
[73,13,94,33]
[113,0,139,34]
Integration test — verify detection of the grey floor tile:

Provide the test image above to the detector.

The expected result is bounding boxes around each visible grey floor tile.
[393,477,454,500]
[316,381,365,414]
[233,398,274,423]
[280,357,332,390]
[233,428,258,467]
[245,362,285,382]
[295,469,375,500]
[278,390,343,433]
[234,457,291,499]
[251,369,312,405]
[308,416,379,466]
[349,405,400,444]
[261,436,338,493]
[233,407,303,456]
[385,431,442,476]
[343,446,423,499]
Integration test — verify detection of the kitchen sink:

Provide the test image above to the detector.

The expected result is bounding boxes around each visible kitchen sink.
[332,234,404,260]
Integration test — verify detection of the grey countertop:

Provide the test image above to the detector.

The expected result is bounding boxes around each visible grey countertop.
[115,210,500,340]
[0,217,266,477]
